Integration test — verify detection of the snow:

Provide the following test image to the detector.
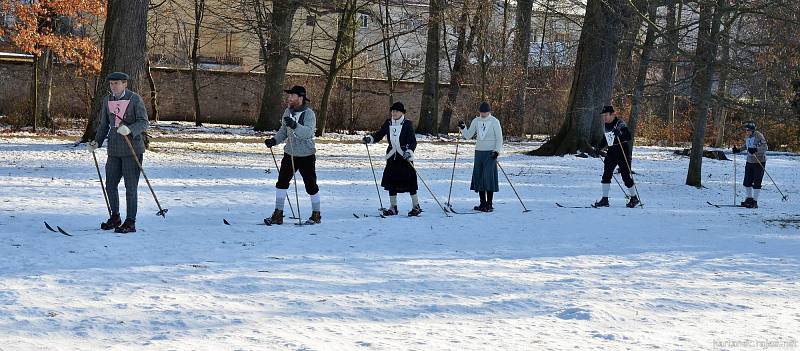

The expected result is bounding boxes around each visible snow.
[1,131,799,350]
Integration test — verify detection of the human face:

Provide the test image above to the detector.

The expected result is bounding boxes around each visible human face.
[391,110,403,120]
[479,111,490,118]
[602,112,614,124]
[109,80,127,96]
[286,93,303,108]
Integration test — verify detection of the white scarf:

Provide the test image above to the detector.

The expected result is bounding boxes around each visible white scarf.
[386,116,405,159]
[476,115,492,140]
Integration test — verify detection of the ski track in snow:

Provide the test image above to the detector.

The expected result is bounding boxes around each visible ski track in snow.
[1,133,799,350]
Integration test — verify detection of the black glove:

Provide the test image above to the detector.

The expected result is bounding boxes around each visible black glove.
[402,150,413,160]
[747,147,757,154]
[283,116,298,129]
[362,135,372,144]
[490,151,499,159]
[732,146,740,153]
[264,138,277,148]
[458,121,466,130]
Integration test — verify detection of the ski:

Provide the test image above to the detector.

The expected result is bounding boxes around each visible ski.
[353,212,386,219]
[556,203,595,209]
[445,205,481,215]
[43,222,72,236]
[706,201,746,208]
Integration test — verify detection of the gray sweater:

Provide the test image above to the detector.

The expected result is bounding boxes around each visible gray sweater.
[272,105,316,157]
[95,89,149,157]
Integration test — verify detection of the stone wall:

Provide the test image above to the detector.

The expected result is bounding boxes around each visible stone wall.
[0,60,564,133]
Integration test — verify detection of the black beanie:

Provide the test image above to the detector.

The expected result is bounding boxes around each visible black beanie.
[390,102,406,113]
[479,101,491,113]
[601,105,615,114]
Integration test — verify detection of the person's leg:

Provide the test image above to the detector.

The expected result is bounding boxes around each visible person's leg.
[275,154,296,210]
[121,154,142,220]
[297,155,320,213]
[752,161,766,203]
[743,162,755,204]
[105,156,123,216]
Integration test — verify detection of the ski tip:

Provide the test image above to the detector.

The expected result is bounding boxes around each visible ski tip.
[263,219,272,226]
[555,203,564,208]
[44,221,57,232]
[223,219,230,225]
[352,213,360,218]
[56,226,72,236]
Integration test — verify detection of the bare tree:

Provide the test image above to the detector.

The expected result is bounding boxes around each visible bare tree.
[417,0,443,135]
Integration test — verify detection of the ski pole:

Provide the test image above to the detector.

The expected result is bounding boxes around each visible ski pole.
[753,156,788,201]
[445,135,460,210]
[287,131,302,225]
[616,137,643,207]
[405,159,451,217]
[268,146,297,219]
[733,149,737,206]
[496,159,531,212]
[121,134,168,217]
[91,150,112,217]
[365,143,385,210]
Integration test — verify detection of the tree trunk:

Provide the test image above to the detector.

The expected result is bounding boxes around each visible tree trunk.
[32,49,55,131]
[254,0,299,132]
[660,0,682,124]
[417,0,442,135]
[315,0,357,137]
[686,0,725,187]
[191,0,205,127]
[628,3,657,155]
[82,0,149,142]
[507,0,534,137]
[438,0,480,134]
[712,20,732,147]
[615,4,643,108]
[531,0,631,156]
[146,58,160,122]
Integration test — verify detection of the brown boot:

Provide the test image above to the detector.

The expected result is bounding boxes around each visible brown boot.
[114,218,136,233]
[306,211,321,224]
[101,214,122,230]
[264,209,283,225]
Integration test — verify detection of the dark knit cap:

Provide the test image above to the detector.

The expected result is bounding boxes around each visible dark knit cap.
[106,72,129,81]
[390,102,406,113]
[601,105,615,114]
[744,122,756,131]
[479,101,491,113]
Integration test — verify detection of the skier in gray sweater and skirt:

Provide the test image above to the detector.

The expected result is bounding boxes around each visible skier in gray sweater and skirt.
[458,102,504,212]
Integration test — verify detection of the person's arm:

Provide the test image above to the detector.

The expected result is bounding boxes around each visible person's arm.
[461,117,477,139]
[291,109,315,139]
[493,118,504,153]
[755,132,768,156]
[369,119,390,143]
[94,98,110,147]
[127,94,149,137]
[272,109,290,144]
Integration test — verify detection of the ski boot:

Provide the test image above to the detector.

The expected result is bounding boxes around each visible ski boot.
[593,197,610,207]
[626,196,640,208]
[101,213,122,230]
[740,198,754,207]
[744,200,758,209]
[408,205,423,217]
[264,209,283,225]
[473,202,486,211]
[306,211,322,224]
[114,218,136,233]
[382,206,399,216]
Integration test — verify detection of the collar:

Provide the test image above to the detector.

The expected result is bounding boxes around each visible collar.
[111,89,128,100]
[290,103,308,114]
[391,116,405,126]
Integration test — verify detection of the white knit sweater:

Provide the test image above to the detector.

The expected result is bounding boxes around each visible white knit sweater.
[460,115,504,153]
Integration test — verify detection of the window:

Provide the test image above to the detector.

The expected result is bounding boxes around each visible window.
[358,13,368,29]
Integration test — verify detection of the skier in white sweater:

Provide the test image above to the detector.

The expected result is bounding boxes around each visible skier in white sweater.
[458,101,504,212]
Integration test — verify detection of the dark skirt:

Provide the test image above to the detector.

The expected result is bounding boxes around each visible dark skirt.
[471,150,499,192]
[381,156,418,193]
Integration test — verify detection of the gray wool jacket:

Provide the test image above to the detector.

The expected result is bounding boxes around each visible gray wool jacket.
[272,104,316,157]
[95,89,150,157]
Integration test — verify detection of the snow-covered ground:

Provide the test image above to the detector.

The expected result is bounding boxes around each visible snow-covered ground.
[1,130,799,350]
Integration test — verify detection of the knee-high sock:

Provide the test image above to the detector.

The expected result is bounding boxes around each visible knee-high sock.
[411,194,419,207]
[753,188,760,201]
[602,183,610,198]
[390,195,398,208]
[487,191,494,204]
[275,188,287,211]
[310,193,321,212]
[746,186,753,198]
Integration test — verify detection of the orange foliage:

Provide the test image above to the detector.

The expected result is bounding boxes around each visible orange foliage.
[0,0,104,73]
